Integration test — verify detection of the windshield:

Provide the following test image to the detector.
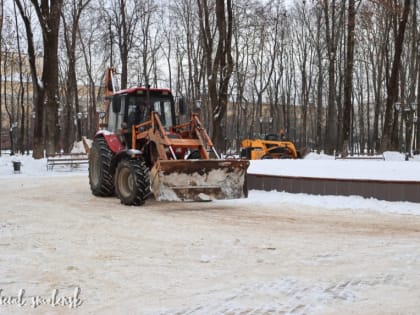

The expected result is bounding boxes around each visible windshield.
[153,100,174,129]
[126,96,147,125]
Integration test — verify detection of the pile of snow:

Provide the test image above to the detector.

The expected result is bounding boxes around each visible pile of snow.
[248,152,420,181]
[218,189,420,216]
[71,138,91,154]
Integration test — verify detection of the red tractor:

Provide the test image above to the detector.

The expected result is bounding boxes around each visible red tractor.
[88,68,249,205]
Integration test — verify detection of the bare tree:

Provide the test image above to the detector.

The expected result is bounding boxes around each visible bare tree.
[341,0,357,156]
[1,14,20,155]
[0,0,3,156]
[78,2,105,138]
[15,0,64,158]
[230,0,253,141]
[135,0,161,87]
[61,0,91,149]
[322,0,345,155]
[103,0,141,89]
[313,4,325,153]
[405,0,418,155]
[416,1,420,152]
[358,2,390,153]
[380,0,411,152]
[292,1,315,148]
[168,0,205,123]
[13,1,27,154]
[197,0,234,150]
[249,2,281,136]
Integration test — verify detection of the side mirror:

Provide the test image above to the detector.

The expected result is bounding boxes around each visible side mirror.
[112,96,121,113]
[178,97,185,115]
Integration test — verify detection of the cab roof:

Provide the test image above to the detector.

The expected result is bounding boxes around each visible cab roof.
[113,86,173,96]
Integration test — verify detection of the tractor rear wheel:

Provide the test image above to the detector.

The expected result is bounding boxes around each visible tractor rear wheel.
[89,137,115,196]
[115,159,150,206]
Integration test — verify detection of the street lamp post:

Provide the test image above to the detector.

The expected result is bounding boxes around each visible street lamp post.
[10,122,18,155]
[195,100,202,112]
[57,107,63,153]
[410,103,417,157]
[403,106,411,160]
[76,112,83,140]
[411,115,418,156]
[83,112,88,137]
[399,102,417,160]
[98,111,106,130]
[31,111,36,150]
[393,102,401,152]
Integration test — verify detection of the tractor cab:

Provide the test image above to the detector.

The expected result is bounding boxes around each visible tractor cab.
[106,87,176,133]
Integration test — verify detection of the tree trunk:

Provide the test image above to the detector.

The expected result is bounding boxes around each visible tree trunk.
[0,0,3,156]
[315,6,323,153]
[42,6,63,156]
[13,1,26,154]
[15,0,64,158]
[341,0,356,157]
[380,0,411,152]
[417,41,420,152]
[15,0,44,158]
[323,0,339,155]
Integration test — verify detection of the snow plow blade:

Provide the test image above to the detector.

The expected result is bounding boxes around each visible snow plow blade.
[150,159,249,201]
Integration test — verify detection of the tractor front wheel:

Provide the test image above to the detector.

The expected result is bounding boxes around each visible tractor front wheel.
[115,159,150,206]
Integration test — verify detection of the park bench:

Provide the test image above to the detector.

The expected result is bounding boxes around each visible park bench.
[46,153,89,171]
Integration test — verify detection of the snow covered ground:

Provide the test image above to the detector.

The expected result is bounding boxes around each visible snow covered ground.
[1,150,420,314]
[1,150,419,215]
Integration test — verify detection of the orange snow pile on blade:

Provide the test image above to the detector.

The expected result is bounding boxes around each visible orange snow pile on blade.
[150,159,249,201]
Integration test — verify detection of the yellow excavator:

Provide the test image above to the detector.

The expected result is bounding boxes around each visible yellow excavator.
[240,133,300,160]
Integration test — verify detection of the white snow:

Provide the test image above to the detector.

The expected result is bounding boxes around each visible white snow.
[1,147,420,314]
[219,189,420,217]
[1,149,419,215]
[248,152,420,181]
[0,153,88,177]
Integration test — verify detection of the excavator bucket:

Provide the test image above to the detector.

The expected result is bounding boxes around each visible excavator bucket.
[150,159,250,201]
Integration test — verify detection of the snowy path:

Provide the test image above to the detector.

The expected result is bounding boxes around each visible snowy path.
[0,176,420,314]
